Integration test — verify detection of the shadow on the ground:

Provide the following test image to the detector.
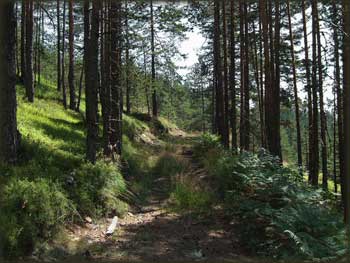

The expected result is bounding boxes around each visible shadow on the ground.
[81,210,246,262]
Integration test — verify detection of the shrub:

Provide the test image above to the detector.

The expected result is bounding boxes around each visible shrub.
[68,160,128,217]
[221,152,346,260]
[0,178,72,257]
[193,133,222,157]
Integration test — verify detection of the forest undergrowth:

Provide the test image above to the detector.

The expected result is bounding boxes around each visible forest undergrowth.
[0,81,349,262]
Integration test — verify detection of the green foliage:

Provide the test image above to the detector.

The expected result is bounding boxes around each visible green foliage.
[225,153,346,259]
[193,133,225,174]
[123,115,149,140]
[0,82,128,257]
[0,178,72,257]
[193,137,347,260]
[152,153,187,178]
[193,133,221,154]
[69,160,128,217]
[170,177,213,213]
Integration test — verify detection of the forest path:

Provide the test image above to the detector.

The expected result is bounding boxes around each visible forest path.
[54,134,248,262]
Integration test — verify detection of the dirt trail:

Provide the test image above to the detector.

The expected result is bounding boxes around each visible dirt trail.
[46,135,247,262]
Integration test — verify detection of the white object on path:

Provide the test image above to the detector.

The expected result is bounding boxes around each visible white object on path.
[105,216,118,236]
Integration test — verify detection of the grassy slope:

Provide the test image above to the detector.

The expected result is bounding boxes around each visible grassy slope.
[17,83,85,176]
[0,80,153,256]
[0,77,191,257]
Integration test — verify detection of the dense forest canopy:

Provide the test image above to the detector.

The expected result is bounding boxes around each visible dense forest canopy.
[1,0,350,261]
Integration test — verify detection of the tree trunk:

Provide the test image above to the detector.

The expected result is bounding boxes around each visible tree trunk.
[333,83,338,193]
[110,1,122,155]
[271,0,281,160]
[302,0,313,181]
[222,0,229,148]
[310,0,319,186]
[342,0,350,225]
[239,0,245,150]
[214,0,225,144]
[251,7,263,149]
[68,0,76,110]
[0,1,19,164]
[25,0,34,102]
[332,0,344,199]
[77,62,83,112]
[85,0,100,163]
[21,0,26,83]
[314,1,328,190]
[230,0,237,150]
[150,0,157,117]
[287,0,303,172]
[142,40,150,116]
[101,0,112,155]
[261,0,280,159]
[15,2,20,78]
[57,0,61,91]
[243,2,250,151]
[125,0,131,115]
[38,5,43,86]
[62,0,67,108]
[258,12,265,148]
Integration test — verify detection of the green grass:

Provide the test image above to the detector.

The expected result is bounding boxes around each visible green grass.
[0,81,128,257]
[170,178,213,214]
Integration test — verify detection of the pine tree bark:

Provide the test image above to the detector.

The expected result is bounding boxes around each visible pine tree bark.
[310,0,319,186]
[62,0,67,108]
[243,2,250,151]
[214,0,225,144]
[142,40,151,116]
[342,0,350,224]
[261,0,271,153]
[258,13,265,148]
[101,0,112,155]
[287,0,303,172]
[150,0,157,117]
[273,0,281,160]
[38,6,43,86]
[302,0,313,181]
[110,1,122,155]
[222,0,229,148]
[230,0,237,150]
[25,0,34,102]
[125,0,131,115]
[332,0,344,198]
[0,1,19,164]
[251,7,263,149]
[15,2,20,78]
[239,0,245,150]
[21,0,26,83]
[68,0,76,110]
[261,0,280,159]
[57,0,61,91]
[314,2,328,190]
[333,84,338,193]
[85,0,100,163]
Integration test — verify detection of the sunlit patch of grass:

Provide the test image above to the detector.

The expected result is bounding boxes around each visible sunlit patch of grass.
[0,79,128,257]
[123,115,150,140]
[158,116,178,131]
[302,173,340,194]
